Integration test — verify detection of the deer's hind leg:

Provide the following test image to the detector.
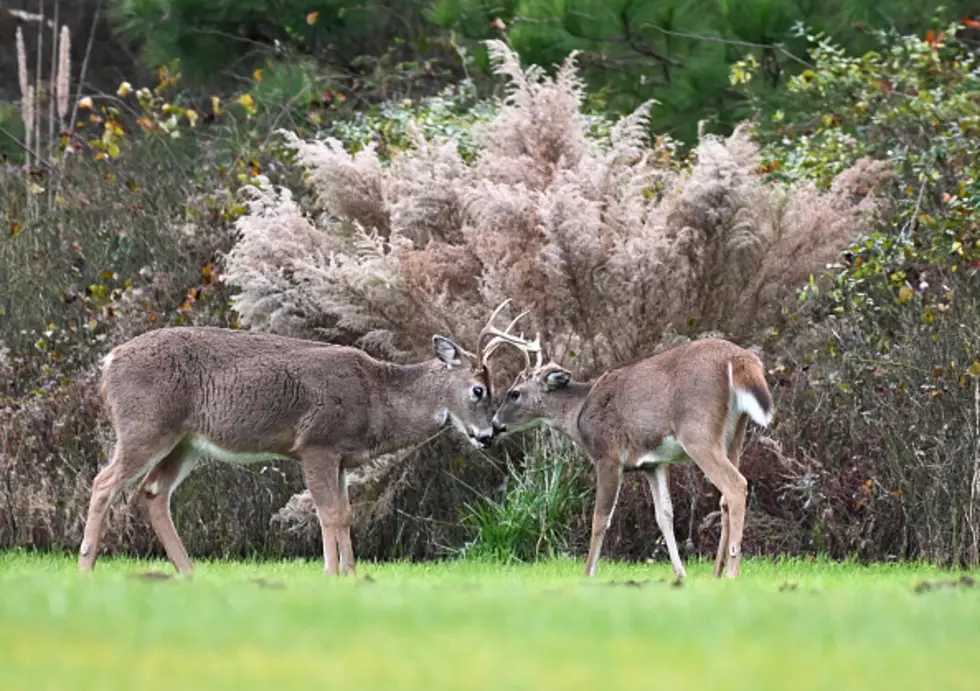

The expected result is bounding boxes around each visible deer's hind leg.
[714,414,749,578]
[79,432,181,573]
[137,442,199,575]
[679,430,748,579]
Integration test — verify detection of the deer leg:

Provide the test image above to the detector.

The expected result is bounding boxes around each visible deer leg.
[643,464,687,579]
[79,436,178,573]
[336,468,356,576]
[681,436,748,579]
[714,496,730,578]
[301,450,344,577]
[137,447,197,575]
[584,459,623,578]
[714,414,748,577]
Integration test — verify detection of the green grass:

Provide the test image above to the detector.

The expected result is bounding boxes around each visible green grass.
[1,552,978,690]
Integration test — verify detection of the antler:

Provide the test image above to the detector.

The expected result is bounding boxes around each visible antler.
[476,299,543,371]
[480,311,543,369]
[483,328,543,372]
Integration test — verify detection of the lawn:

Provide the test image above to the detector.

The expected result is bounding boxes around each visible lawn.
[0,552,977,691]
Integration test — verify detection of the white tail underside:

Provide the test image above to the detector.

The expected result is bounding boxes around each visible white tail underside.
[728,362,772,427]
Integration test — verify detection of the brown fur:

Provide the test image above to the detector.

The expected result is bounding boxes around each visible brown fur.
[81,326,496,577]
[492,338,773,579]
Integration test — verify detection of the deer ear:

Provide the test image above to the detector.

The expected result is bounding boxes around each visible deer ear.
[433,335,464,368]
[542,367,571,391]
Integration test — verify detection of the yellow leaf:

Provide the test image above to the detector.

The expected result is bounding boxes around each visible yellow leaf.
[94,151,107,161]
[116,81,133,97]
[107,142,121,158]
[307,10,319,24]
[236,93,257,115]
[185,109,199,127]
[27,183,44,195]
[898,284,915,303]
[10,221,23,237]
[211,95,223,115]
[78,96,93,109]
[970,361,980,377]
[253,68,264,82]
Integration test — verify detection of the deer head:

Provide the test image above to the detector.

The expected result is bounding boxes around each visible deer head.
[430,299,534,448]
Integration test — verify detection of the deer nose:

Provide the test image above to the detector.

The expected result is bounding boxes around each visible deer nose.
[492,420,507,435]
[475,433,494,448]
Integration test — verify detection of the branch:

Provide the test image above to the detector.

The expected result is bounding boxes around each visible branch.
[638,22,816,70]
[67,0,100,137]
[620,8,683,68]
[0,124,57,171]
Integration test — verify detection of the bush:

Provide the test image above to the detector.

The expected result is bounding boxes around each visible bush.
[739,24,980,566]
[225,39,886,378]
[0,48,318,558]
[225,39,887,562]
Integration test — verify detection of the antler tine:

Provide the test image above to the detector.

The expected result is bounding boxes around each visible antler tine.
[475,299,511,367]
[477,301,535,369]
[481,328,542,371]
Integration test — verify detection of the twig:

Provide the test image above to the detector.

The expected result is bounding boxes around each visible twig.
[637,23,816,70]
[67,0,100,137]
[509,13,815,70]
[899,175,929,241]
[34,1,44,169]
[47,0,60,211]
[0,125,56,172]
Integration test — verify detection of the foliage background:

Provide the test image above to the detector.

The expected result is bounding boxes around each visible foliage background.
[2,1,980,567]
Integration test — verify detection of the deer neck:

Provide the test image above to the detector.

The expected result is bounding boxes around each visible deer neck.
[544,381,594,446]
[377,360,456,445]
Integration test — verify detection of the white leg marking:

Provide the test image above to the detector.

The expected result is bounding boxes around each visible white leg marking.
[649,465,687,578]
[604,467,623,530]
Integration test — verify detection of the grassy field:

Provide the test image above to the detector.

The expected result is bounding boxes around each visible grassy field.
[0,551,978,690]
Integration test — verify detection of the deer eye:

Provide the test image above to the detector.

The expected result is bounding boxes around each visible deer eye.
[508,390,521,402]
[471,385,485,400]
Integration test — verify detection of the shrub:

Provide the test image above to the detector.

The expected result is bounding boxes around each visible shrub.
[227,39,888,562]
[225,39,887,379]
[737,24,980,566]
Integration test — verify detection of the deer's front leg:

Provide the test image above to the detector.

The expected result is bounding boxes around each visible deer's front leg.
[336,468,356,576]
[585,459,623,578]
[301,449,345,577]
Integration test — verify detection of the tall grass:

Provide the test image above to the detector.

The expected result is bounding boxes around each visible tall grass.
[457,429,590,562]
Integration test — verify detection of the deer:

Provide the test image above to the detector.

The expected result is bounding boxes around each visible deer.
[79,301,526,578]
[484,327,774,580]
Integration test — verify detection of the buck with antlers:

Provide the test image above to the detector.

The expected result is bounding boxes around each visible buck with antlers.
[486,327,773,580]
[80,302,525,577]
